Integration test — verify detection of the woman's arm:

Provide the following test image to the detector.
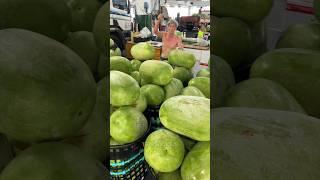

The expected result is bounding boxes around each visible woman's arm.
[177,36,184,49]
[154,14,165,38]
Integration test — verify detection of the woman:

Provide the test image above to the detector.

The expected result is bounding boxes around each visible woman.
[154,14,183,60]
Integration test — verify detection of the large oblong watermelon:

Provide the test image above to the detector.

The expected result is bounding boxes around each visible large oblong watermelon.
[214,107,320,179]
[0,29,97,142]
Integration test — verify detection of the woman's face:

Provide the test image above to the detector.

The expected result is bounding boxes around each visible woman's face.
[168,23,177,34]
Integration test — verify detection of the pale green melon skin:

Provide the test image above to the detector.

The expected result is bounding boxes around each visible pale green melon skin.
[110,107,148,144]
[131,42,155,61]
[139,60,173,86]
[140,84,165,106]
[110,71,140,107]
[188,77,210,98]
[181,86,205,97]
[144,129,185,172]
[159,96,210,141]
[181,141,210,180]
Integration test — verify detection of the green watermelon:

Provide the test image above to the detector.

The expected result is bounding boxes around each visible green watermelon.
[62,77,107,162]
[0,134,13,173]
[159,170,182,180]
[0,0,72,41]
[96,53,107,81]
[181,86,205,97]
[114,48,121,56]
[0,142,106,180]
[131,92,147,112]
[173,67,193,85]
[110,70,140,107]
[214,0,273,23]
[212,17,252,69]
[181,141,210,180]
[110,38,114,47]
[0,29,96,142]
[224,78,306,113]
[140,84,165,106]
[144,129,185,172]
[159,96,210,141]
[250,48,320,118]
[64,31,99,75]
[196,69,210,78]
[188,77,210,99]
[110,49,116,57]
[214,107,320,179]
[164,78,184,100]
[110,56,132,74]
[212,55,235,107]
[168,50,196,69]
[110,107,148,144]
[139,60,173,86]
[130,71,141,84]
[276,23,320,51]
[131,59,142,71]
[93,2,108,53]
[63,0,101,31]
[110,137,123,146]
[131,42,155,61]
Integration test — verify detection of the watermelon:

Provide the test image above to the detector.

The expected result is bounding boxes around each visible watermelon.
[159,96,210,141]
[214,0,273,23]
[181,141,210,180]
[196,69,210,78]
[212,55,235,107]
[110,49,116,57]
[173,67,193,85]
[110,107,148,144]
[224,78,306,113]
[110,56,132,74]
[168,50,196,69]
[0,134,13,173]
[110,70,140,107]
[110,38,114,47]
[110,137,123,146]
[64,31,99,75]
[131,59,142,71]
[276,23,320,51]
[93,2,108,53]
[0,0,72,41]
[140,84,165,106]
[250,48,320,118]
[214,107,320,179]
[164,78,184,100]
[139,60,173,86]
[144,129,185,172]
[212,17,252,69]
[62,77,107,162]
[181,86,205,97]
[130,71,141,84]
[0,142,106,180]
[63,0,101,31]
[131,93,147,112]
[96,53,107,81]
[188,77,210,98]
[114,48,121,56]
[0,29,96,142]
[131,42,155,61]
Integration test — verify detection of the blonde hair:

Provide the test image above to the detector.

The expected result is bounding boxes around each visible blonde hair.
[167,19,178,27]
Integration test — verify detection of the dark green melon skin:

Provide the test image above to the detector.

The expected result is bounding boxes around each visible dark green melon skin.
[0,0,72,41]
[214,107,320,180]
[0,29,97,142]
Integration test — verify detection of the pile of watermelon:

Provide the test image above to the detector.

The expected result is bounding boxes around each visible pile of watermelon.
[0,0,108,179]
[110,42,210,179]
[213,1,320,179]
